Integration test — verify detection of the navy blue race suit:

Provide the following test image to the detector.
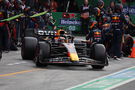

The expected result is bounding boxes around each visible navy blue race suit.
[111,12,128,58]
[86,29,102,44]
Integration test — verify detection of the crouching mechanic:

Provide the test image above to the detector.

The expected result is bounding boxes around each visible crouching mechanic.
[111,4,128,60]
[86,20,102,44]
[85,20,103,57]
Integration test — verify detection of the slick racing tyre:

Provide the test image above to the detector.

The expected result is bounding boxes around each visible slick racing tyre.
[35,49,46,67]
[35,41,51,67]
[39,41,51,59]
[21,37,38,60]
[91,44,106,69]
[93,44,106,60]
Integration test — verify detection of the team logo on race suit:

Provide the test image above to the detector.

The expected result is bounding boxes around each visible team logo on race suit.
[112,16,121,23]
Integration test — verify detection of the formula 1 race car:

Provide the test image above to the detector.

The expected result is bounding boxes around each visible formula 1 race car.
[21,28,108,69]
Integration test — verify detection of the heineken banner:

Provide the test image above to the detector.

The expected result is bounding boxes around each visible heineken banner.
[123,7,135,15]
[52,12,81,32]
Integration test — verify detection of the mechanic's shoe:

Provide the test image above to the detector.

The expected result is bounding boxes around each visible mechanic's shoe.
[113,56,121,61]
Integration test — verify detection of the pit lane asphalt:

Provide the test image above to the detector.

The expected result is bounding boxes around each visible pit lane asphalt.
[0,49,135,90]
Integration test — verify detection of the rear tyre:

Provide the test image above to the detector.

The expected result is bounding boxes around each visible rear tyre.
[21,37,38,60]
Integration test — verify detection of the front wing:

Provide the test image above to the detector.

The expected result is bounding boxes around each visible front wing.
[41,57,108,66]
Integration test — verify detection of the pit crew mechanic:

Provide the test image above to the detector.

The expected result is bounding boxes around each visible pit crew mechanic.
[111,3,129,60]
[80,0,92,35]
[0,0,12,60]
[96,0,106,30]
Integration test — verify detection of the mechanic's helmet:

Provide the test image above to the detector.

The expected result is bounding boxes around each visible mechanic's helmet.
[115,3,123,13]
[102,15,111,23]
[24,6,31,11]
[97,0,104,9]
[93,7,101,16]
[89,20,97,29]
[23,6,31,16]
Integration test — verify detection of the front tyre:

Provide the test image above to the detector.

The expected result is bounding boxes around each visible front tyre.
[34,41,50,67]
[91,44,107,69]
[35,49,48,67]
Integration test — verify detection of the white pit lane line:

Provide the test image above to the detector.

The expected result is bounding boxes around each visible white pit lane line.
[7,61,27,66]
[65,66,135,90]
